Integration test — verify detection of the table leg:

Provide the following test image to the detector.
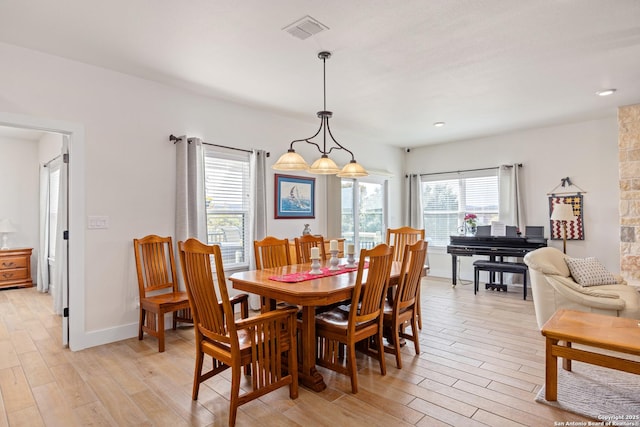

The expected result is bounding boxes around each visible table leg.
[545,337,558,401]
[299,305,326,391]
[260,296,276,313]
[563,341,572,371]
[262,300,326,391]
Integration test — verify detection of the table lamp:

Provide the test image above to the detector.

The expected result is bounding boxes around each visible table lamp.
[551,203,575,254]
[0,219,17,250]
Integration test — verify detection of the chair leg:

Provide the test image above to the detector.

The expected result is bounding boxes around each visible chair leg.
[377,329,387,376]
[192,349,204,400]
[393,320,402,369]
[157,312,165,353]
[138,309,145,340]
[229,363,242,427]
[172,311,178,330]
[411,313,420,355]
[416,287,423,330]
[289,346,299,399]
[347,342,358,393]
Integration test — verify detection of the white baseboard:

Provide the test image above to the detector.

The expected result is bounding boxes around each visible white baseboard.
[69,314,186,351]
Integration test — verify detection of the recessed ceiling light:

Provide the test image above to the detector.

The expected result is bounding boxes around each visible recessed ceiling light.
[433,122,445,127]
[596,89,616,97]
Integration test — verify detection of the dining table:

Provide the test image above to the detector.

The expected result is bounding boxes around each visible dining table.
[229,258,419,392]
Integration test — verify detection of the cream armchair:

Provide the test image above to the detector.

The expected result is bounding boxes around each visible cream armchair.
[523,247,640,329]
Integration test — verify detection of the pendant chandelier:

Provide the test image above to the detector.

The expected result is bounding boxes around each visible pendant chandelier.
[273,51,368,177]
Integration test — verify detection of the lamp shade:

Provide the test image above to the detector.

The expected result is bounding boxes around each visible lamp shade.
[308,155,341,175]
[551,203,575,222]
[337,160,369,178]
[273,150,310,171]
[0,219,17,233]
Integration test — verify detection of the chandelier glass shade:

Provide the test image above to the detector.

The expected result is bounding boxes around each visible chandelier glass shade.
[309,155,340,175]
[271,150,309,171]
[272,51,368,178]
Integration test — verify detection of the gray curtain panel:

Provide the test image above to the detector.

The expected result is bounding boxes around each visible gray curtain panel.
[175,136,207,244]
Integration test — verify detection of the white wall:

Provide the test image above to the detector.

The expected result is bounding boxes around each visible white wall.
[38,132,63,164]
[0,42,403,349]
[0,136,39,253]
[405,117,620,282]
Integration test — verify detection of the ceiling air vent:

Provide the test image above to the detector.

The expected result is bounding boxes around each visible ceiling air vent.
[283,15,329,40]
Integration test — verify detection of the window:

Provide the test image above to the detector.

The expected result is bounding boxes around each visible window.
[421,170,499,247]
[341,178,387,251]
[203,147,251,269]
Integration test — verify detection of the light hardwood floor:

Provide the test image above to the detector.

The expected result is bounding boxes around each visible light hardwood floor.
[0,277,592,427]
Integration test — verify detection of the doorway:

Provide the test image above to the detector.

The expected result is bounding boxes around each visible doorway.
[0,112,85,350]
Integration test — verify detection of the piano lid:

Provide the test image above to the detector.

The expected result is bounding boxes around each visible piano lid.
[449,234,547,246]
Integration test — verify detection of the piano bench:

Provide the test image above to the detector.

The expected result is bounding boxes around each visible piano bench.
[473,260,528,300]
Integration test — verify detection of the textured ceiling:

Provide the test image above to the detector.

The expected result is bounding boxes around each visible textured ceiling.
[0,0,639,147]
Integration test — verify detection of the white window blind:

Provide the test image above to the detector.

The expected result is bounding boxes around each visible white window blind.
[203,147,250,269]
[421,170,499,247]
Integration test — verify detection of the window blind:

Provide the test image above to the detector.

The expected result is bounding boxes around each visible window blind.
[203,147,250,268]
[421,170,499,247]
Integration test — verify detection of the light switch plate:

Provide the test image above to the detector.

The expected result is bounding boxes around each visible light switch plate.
[88,216,109,229]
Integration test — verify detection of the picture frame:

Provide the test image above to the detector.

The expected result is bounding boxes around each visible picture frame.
[275,174,315,219]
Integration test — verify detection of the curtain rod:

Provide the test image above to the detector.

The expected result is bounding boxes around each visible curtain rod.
[43,154,62,167]
[418,163,522,178]
[169,134,269,157]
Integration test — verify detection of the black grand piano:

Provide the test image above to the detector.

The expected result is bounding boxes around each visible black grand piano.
[447,226,547,286]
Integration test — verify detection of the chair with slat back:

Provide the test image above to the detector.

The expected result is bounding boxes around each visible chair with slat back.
[179,238,298,427]
[254,236,291,270]
[383,240,428,368]
[315,243,394,393]
[386,226,426,329]
[133,234,192,352]
[254,236,294,311]
[294,234,326,263]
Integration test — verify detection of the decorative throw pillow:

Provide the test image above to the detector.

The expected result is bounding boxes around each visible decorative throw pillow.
[564,257,617,287]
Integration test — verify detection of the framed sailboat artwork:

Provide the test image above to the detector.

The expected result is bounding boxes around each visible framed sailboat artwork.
[274,174,315,219]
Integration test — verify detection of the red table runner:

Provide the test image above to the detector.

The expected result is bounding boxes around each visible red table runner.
[269,262,367,283]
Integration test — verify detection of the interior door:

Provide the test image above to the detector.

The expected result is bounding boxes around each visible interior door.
[41,134,69,346]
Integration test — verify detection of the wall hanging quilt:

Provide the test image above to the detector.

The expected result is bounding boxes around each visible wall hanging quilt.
[548,194,584,240]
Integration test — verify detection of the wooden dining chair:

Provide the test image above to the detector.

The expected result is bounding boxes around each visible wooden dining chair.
[386,226,425,262]
[133,234,193,352]
[383,240,428,368]
[178,238,298,427]
[315,243,394,393]
[294,234,326,263]
[386,226,426,329]
[254,236,294,311]
[253,236,292,270]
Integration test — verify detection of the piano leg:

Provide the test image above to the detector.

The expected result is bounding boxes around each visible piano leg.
[451,255,458,286]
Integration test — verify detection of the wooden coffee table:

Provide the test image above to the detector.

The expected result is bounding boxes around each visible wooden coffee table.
[541,309,640,401]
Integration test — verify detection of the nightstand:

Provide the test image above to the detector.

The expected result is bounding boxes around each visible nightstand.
[0,248,33,289]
